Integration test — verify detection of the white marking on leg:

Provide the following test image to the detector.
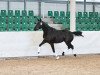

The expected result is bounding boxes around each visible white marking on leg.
[73,49,77,57]
[56,56,60,60]
[38,47,40,54]
[64,49,66,54]
[72,49,77,57]
[54,53,59,60]
[72,50,74,55]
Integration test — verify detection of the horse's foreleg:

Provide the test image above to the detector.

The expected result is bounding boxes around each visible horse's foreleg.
[38,40,46,54]
[49,43,59,59]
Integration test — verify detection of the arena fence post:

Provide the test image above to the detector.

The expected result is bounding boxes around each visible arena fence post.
[70,0,76,31]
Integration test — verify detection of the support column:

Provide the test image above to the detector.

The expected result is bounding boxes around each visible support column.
[84,0,86,12]
[38,2,41,17]
[92,0,95,12]
[70,0,76,31]
[67,0,70,12]
[7,1,10,11]
[24,0,26,10]
[41,2,45,18]
[93,3,95,12]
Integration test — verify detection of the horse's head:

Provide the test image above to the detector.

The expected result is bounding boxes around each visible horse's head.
[34,18,43,31]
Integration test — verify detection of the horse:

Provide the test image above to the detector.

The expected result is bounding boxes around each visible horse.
[34,18,83,59]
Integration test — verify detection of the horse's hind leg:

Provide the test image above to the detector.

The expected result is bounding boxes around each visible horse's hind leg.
[62,42,76,57]
[67,43,74,50]
[62,42,73,56]
[49,43,59,59]
[67,43,77,57]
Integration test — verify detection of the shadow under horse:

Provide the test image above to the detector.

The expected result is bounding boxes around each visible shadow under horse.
[34,19,83,59]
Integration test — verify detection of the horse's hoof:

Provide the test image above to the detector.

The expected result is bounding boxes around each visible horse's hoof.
[56,56,60,60]
[74,54,77,57]
[62,52,65,56]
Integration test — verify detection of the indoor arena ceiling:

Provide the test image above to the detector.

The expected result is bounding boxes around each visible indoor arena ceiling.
[0,0,100,4]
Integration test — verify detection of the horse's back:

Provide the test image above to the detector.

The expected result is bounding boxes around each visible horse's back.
[44,30,65,43]
[44,29,73,43]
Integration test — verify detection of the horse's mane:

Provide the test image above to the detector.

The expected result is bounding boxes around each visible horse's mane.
[42,21,56,30]
[42,21,70,32]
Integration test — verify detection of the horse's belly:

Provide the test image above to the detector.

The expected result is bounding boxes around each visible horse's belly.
[54,40,63,43]
[45,35,64,43]
[52,38,64,43]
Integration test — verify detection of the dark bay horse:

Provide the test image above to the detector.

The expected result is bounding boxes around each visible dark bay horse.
[34,19,83,59]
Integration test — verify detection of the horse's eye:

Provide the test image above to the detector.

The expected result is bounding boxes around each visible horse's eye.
[40,22,42,25]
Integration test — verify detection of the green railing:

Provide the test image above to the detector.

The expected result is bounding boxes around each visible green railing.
[0,10,39,31]
[48,11,100,31]
[0,10,100,31]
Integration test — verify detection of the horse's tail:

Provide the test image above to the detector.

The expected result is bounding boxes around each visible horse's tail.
[72,31,84,37]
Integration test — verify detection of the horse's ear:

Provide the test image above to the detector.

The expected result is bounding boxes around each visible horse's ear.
[37,18,42,22]
[36,17,40,21]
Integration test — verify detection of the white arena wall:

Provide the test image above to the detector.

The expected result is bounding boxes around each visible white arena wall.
[0,31,100,57]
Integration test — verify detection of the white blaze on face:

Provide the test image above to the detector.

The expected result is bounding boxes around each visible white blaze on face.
[40,22,42,25]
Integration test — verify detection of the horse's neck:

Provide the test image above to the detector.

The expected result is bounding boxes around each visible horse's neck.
[42,23,54,35]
